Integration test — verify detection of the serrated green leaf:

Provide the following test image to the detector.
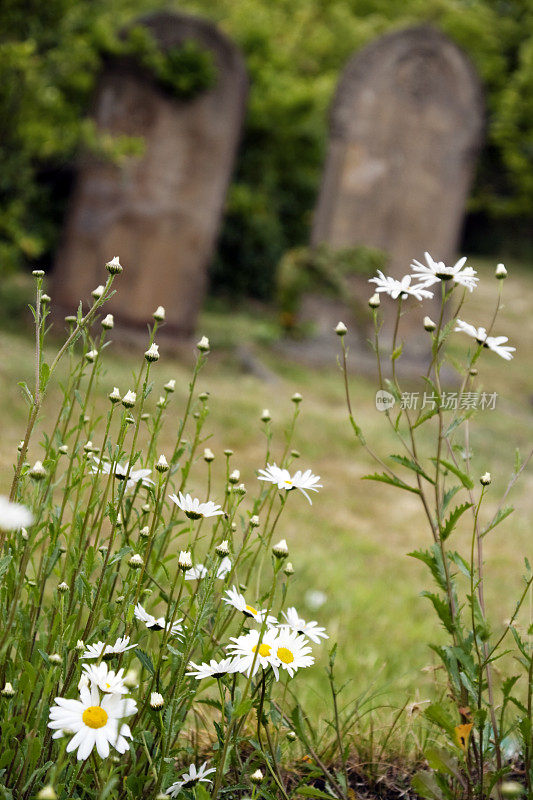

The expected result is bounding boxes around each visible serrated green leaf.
[440,502,472,541]
[362,472,420,495]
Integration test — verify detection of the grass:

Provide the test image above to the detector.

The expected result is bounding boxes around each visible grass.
[0,256,532,725]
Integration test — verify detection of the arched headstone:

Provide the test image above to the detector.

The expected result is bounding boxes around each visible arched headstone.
[53,11,248,336]
[312,26,484,280]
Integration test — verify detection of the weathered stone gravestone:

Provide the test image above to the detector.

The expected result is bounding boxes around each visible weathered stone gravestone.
[312,26,484,281]
[54,11,247,336]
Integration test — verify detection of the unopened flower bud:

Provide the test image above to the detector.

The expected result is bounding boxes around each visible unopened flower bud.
[335,321,347,336]
[272,539,289,558]
[203,448,215,462]
[234,484,246,496]
[250,515,259,528]
[250,769,264,785]
[178,551,193,571]
[123,669,138,688]
[30,460,46,480]
[291,392,303,404]
[284,561,294,576]
[83,440,94,454]
[368,293,381,309]
[215,540,230,557]
[469,368,478,377]
[229,469,240,484]
[199,391,209,402]
[150,691,164,709]
[140,526,150,538]
[92,285,105,299]
[141,504,150,513]
[109,386,121,403]
[500,781,525,797]
[145,343,160,363]
[101,313,114,329]
[17,440,24,452]
[75,640,85,653]
[291,450,300,458]
[423,316,436,331]
[286,730,297,741]
[153,305,165,322]
[57,582,69,593]
[122,390,136,408]
[129,554,144,569]
[197,336,210,352]
[1,682,15,697]
[49,653,62,665]
[125,415,135,425]
[21,528,29,541]
[495,263,507,280]
[164,379,176,393]
[85,350,98,363]
[32,269,45,278]
[64,315,76,324]
[480,472,491,486]
[106,256,123,275]
[37,786,57,800]
[155,454,169,473]
[260,409,271,422]
[58,445,68,455]
[41,293,51,304]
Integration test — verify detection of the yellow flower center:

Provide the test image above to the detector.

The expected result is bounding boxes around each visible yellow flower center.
[82,705,108,729]
[252,643,271,657]
[277,647,294,664]
[244,605,257,616]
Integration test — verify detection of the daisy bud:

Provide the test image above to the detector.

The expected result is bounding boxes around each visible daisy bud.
[17,440,24,452]
[423,316,436,332]
[153,305,165,321]
[284,561,294,576]
[99,546,108,556]
[250,515,260,528]
[64,315,76,324]
[108,386,121,403]
[335,321,347,336]
[229,469,240,484]
[92,285,105,299]
[231,522,237,533]
[37,787,57,800]
[116,595,125,604]
[106,256,123,275]
[30,460,46,480]
[57,582,69,593]
[204,448,215,462]
[21,528,29,541]
[129,554,144,569]
[116,513,123,527]
[164,379,176,393]
[145,343,160,362]
[85,349,98,363]
[155,454,169,473]
[101,313,114,329]
[480,472,491,486]
[291,449,300,458]
[157,396,166,408]
[193,411,200,420]
[141,413,149,421]
[197,336,210,352]
[239,583,247,592]
[142,504,151,513]
[199,391,209,402]
[500,781,525,797]
[140,526,150,538]
[125,415,135,425]
[272,538,289,559]
[58,445,68,455]
[291,392,303,404]
[178,551,193,571]
[122,390,136,408]
[234,483,246,495]
[215,540,230,557]
[141,588,152,598]
[75,640,85,653]
[41,293,51,304]
[83,440,93,454]
[495,263,507,280]
[150,691,164,709]
[123,669,139,688]
[250,769,264,785]
[1,682,15,697]
[286,730,297,741]
[469,368,478,377]
[49,653,62,665]
[32,269,45,278]
[261,409,271,422]
[368,293,381,308]
[224,449,233,457]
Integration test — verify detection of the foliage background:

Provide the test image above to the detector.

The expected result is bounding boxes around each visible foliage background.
[1,0,533,294]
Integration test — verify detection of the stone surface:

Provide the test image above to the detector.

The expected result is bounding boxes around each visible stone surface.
[312,26,484,280]
[53,11,247,335]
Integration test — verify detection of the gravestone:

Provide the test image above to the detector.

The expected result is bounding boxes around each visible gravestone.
[53,11,247,336]
[312,26,484,281]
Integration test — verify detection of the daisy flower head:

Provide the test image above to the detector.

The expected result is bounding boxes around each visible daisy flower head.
[222,586,276,626]
[166,761,216,797]
[82,662,127,694]
[186,657,238,680]
[91,457,154,493]
[410,252,479,292]
[227,628,280,678]
[48,681,137,760]
[368,270,434,301]
[455,319,516,360]
[169,492,223,520]
[0,496,33,531]
[184,563,208,581]
[270,628,314,678]
[281,607,329,643]
[81,636,137,660]
[257,463,322,504]
[134,603,184,637]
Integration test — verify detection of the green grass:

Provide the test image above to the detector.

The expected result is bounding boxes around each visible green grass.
[1,256,532,722]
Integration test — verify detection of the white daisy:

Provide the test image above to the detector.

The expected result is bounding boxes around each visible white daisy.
[257,463,322,504]
[227,628,280,678]
[281,607,329,643]
[169,492,224,520]
[270,629,314,678]
[133,603,184,637]
[222,586,276,626]
[455,319,516,360]
[166,761,216,796]
[186,657,238,680]
[81,662,127,694]
[80,636,137,660]
[91,457,154,493]
[48,682,137,760]
[368,271,434,301]
[410,252,479,291]
[0,496,33,531]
